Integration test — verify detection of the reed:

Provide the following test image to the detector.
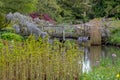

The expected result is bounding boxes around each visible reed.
[0,36,83,80]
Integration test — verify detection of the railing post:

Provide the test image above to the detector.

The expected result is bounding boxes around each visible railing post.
[62,26,65,41]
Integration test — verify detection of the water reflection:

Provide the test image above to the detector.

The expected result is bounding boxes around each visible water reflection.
[81,46,120,73]
[82,47,91,73]
[49,39,120,73]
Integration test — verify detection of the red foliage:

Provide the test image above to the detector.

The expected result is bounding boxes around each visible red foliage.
[29,12,56,25]
[43,14,56,24]
[29,12,40,19]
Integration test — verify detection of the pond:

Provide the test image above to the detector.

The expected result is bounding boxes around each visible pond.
[81,46,120,73]
[50,38,120,74]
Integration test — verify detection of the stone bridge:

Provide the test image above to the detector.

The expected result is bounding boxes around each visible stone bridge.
[42,22,102,45]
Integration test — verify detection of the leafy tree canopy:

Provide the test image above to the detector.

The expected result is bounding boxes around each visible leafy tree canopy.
[0,0,38,14]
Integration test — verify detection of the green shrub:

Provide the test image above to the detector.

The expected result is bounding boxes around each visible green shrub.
[0,41,4,48]
[107,31,120,45]
[0,13,9,30]
[1,32,23,41]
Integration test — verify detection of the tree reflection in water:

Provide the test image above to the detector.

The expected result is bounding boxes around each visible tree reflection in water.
[81,46,101,73]
[82,47,91,73]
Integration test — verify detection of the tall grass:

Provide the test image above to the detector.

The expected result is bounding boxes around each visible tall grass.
[0,36,83,80]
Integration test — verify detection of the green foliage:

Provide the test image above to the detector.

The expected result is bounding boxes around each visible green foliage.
[37,0,120,23]
[37,0,92,23]
[58,0,92,22]
[1,32,23,41]
[107,31,120,45]
[102,20,120,45]
[37,0,62,22]
[0,0,38,14]
[0,43,3,48]
[0,13,9,30]
[0,39,4,48]
[1,0,120,23]
[104,0,120,18]
[0,37,83,80]
[92,0,120,19]
[81,66,120,80]
[106,20,120,45]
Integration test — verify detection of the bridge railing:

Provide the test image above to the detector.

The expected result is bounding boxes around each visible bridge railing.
[42,24,102,45]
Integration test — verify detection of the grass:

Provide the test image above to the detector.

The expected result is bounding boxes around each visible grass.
[80,66,120,80]
[80,58,120,80]
[0,36,83,80]
[80,46,120,80]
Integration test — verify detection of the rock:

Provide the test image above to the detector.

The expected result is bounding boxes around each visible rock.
[112,53,117,57]
[77,37,90,44]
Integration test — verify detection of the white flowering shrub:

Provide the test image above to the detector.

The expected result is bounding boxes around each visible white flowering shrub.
[6,12,48,39]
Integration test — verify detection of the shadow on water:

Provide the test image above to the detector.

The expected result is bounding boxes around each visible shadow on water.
[81,46,120,73]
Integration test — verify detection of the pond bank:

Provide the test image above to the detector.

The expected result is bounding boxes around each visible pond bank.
[80,45,120,80]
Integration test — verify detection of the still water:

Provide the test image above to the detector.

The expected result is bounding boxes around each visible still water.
[50,39,120,73]
[81,46,120,73]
